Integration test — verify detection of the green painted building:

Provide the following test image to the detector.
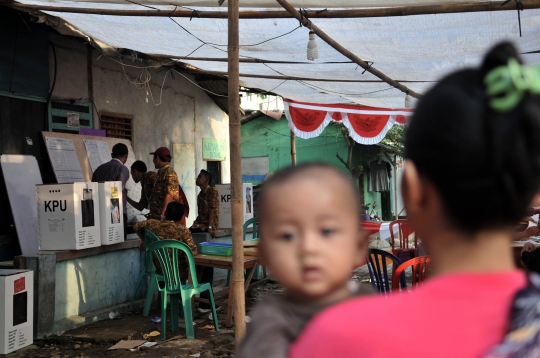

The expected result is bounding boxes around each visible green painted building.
[241,114,398,221]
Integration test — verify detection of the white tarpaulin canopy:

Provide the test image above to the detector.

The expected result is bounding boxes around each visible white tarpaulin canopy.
[12,0,540,107]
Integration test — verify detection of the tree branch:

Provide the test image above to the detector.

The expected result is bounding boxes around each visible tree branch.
[336,153,350,170]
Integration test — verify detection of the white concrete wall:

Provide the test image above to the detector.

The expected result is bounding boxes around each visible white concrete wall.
[49,34,230,226]
[54,249,144,321]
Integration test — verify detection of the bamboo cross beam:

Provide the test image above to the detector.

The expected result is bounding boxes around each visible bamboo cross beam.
[168,56,355,65]
[185,67,433,83]
[4,0,540,18]
[275,0,422,98]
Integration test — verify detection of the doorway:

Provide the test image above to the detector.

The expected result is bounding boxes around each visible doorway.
[206,161,222,186]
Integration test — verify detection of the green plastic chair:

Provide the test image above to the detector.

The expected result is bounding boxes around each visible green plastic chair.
[243,217,258,240]
[130,228,164,317]
[146,239,220,340]
[226,217,264,286]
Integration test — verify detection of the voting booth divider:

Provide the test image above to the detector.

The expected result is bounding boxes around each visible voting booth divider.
[216,183,254,229]
[98,181,125,245]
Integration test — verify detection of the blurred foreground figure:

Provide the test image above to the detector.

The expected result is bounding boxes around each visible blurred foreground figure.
[236,163,373,358]
[291,42,540,358]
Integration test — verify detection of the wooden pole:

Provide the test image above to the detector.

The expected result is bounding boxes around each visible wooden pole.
[275,0,421,99]
[227,0,246,343]
[290,130,297,166]
[7,1,540,18]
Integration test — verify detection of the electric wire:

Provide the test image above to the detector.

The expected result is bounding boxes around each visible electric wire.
[168,16,301,47]
[298,80,395,96]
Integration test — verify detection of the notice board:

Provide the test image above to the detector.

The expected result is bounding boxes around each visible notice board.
[41,131,134,182]
[202,138,226,161]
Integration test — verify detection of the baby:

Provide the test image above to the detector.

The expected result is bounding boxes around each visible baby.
[236,163,372,358]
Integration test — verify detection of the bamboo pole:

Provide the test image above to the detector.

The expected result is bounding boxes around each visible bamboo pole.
[184,67,431,83]
[227,0,246,343]
[6,1,539,18]
[159,55,354,64]
[290,130,297,166]
[275,0,421,99]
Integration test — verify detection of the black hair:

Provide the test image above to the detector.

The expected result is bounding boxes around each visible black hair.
[154,154,170,163]
[131,160,147,173]
[405,42,540,233]
[165,202,186,222]
[257,162,361,221]
[111,143,128,159]
[200,169,212,184]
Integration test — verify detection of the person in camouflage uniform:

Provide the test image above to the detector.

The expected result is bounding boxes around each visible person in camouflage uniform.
[190,169,219,237]
[134,202,196,280]
[149,147,180,220]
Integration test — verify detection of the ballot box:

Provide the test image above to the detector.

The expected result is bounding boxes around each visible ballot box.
[216,183,254,229]
[98,181,124,245]
[37,182,101,250]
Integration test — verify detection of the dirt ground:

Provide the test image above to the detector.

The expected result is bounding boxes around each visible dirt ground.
[5,261,377,358]
[6,282,283,358]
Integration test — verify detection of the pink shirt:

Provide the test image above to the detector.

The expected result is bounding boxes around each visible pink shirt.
[290,271,526,358]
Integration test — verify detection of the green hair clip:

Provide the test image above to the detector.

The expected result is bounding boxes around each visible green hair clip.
[484,58,540,112]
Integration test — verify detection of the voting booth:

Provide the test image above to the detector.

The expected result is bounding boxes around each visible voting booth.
[37,182,101,251]
[98,181,124,245]
[216,183,254,229]
[0,270,33,354]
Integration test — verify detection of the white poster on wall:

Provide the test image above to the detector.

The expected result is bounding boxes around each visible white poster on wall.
[66,113,80,128]
[44,137,84,183]
[83,140,112,173]
[173,144,197,228]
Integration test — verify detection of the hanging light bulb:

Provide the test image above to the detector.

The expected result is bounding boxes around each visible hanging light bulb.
[405,92,413,108]
[307,31,319,61]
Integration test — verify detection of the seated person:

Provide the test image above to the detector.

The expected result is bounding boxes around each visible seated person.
[514,207,540,241]
[514,225,540,241]
[521,242,540,274]
[134,202,196,280]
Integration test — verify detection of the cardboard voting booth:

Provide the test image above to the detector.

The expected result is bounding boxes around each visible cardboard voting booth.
[37,182,101,250]
[98,181,124,245]
[0,270,33,354]
[216,183,253,229]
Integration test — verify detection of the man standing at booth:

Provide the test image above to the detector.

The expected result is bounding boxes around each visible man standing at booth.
[91,143,130,239]
[190,169,220,313]
[149,147,180,220]
[190,170,219,237]
[127,160,157,217]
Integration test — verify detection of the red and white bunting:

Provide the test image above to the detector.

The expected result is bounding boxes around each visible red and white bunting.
[284,99,413,145]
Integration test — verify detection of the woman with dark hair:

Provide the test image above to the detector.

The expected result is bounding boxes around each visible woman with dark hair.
[289,42,540,357]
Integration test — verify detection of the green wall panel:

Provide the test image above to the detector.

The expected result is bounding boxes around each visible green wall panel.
[241,115,392,218]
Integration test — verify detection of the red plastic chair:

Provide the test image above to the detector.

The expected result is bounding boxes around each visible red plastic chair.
[389,219,417,261]
[391,256,431,292]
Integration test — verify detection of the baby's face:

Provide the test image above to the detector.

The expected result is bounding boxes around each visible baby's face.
[259,173,366,303]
